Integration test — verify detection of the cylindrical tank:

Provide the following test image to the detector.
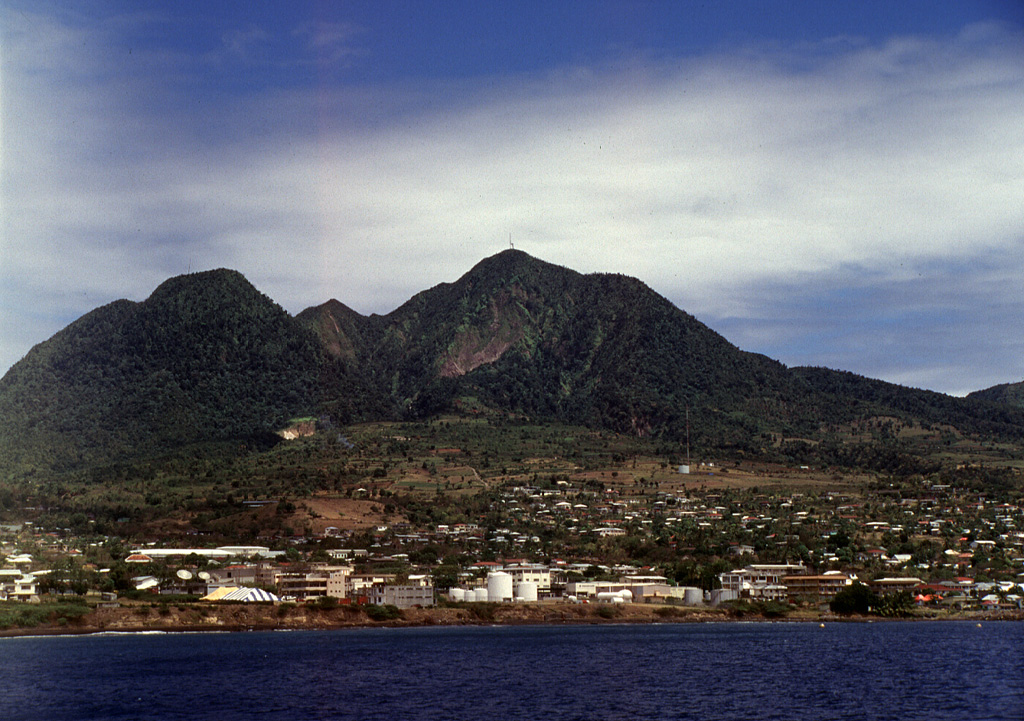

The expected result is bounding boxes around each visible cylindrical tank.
[682,587,704,606]
[487,571,514,602]
[596,590,632,603]
[473,588,489,602]
[449,588,466,602]
[709,589,738,606]
[514,581,538,603]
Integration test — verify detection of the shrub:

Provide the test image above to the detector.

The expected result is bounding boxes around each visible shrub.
[0,601,91,629]
[465,602,498,621]
[314,596,339,610]
[364,604,403,621]
[654,606,685,618]
[721,600,789,618]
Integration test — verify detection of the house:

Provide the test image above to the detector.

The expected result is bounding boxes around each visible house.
[0,570,38,601]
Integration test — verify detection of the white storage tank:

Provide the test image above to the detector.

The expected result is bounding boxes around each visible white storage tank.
[682,587,704,606]
[487,571,514,602]
[473,588,489,602]
[709,588,738,606]
[448,588,466,602]
[514,581,538,603]
[596,590,632,603]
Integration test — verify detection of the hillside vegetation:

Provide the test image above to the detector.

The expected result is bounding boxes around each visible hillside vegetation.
[2,250,1024,483]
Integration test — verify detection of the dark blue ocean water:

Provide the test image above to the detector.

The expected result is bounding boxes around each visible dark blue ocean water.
[1,622,1022,720]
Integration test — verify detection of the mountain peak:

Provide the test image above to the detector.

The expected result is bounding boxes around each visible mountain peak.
[146,268,256,301]
[5,252,1024,479]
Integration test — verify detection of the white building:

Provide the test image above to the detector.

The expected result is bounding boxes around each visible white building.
[368,584,435,609]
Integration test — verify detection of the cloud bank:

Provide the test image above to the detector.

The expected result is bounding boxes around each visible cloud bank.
[2,9,1022,395]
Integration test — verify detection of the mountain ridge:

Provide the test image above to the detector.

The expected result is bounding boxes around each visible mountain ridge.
[3,250,1023,478]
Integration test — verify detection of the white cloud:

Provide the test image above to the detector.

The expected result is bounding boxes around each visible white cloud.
[2,12,1023,394]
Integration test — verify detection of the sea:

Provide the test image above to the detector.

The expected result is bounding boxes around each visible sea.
[1,621,1022,720]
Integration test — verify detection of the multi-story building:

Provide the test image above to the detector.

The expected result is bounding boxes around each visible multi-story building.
[719,563,807,594]
[783,573,853,600]
[278,566,353,600]
[502,564,552,592]
[0,569,37,601]
[347,573,396,597]
[368,584,435,609]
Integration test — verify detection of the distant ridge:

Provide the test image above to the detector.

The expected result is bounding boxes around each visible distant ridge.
[968,380,1024,409]
[3,250,1024,478]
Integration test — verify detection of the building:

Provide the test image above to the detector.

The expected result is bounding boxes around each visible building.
[720,563,807,601]
[347,573,396,598]
[278,571,330,600]
[502,564,552,592]
[210,564,257,586]
[783,573,852,601]
[368,584,435,609]
[870,577,924,594]
[0,570,37,601]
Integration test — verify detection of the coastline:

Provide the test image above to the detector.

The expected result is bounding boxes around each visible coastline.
[3,601,1021,638]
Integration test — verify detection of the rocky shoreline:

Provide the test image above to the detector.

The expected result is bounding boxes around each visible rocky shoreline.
[3,601,1022,638]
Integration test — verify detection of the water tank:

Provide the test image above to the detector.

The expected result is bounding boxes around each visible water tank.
[709,589,738,606]
[682,587,704,606]
[473,588,489,602]
[487,572,514,602]
[449,588,466,602]
[678,465,690,474]
[514,581,538,603]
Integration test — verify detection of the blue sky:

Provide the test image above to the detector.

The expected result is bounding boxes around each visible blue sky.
[2,1,1023,395]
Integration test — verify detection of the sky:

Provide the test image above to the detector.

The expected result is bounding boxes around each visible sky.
[2,1,1023,396]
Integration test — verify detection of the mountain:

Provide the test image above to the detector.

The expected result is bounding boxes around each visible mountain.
[303,250,820,445]
[791,367,1024,441]
[0,270,328,475]
[3,250,1024,479]
[967,380,1024,409]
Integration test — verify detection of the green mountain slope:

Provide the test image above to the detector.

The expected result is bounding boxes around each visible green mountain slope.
[0,270,325,475]
[967,380,1024,409]
[342,250,818,446]
[792,367,1024,441]
[4,251,1024,480]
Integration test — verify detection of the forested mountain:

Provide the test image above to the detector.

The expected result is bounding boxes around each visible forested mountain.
[792,368,1024,440]
[312,250,821,445]
[2,250,1023,479]
[968,380,1024,409]
[0,270,352,476]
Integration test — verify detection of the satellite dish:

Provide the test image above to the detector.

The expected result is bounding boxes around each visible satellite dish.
[198,571,211,581]
[176,569,193,580]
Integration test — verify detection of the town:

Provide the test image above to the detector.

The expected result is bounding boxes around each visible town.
[3,417,1023,629]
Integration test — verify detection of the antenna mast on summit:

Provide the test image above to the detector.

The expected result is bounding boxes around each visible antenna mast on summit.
[509,232,514,250]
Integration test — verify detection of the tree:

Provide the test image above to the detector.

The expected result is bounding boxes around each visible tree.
[876,591,915,617]
[431,564,459,591]
[830,582,878,615]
